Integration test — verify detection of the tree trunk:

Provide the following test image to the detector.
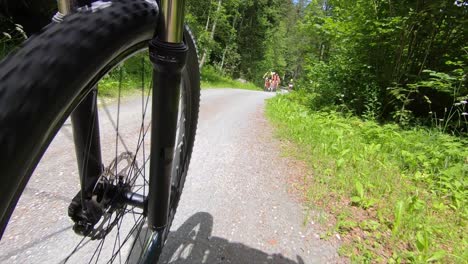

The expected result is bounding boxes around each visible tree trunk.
[200,0,222,69]
[204,0,212,31]
[220,46,228,70]
[319,43,325,61]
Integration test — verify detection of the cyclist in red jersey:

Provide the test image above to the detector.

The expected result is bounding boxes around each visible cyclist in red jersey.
[271,73,281,92]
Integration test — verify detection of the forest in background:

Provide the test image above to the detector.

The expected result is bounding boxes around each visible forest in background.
[185,0,467,134]
[1,0,466,133]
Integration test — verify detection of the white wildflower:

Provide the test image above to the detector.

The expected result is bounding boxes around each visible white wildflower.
[2,32,11,39]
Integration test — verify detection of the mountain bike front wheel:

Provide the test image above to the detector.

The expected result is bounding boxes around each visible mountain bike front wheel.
[0,0,200,262]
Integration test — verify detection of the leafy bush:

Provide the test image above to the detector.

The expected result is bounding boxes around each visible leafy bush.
[390,60,468,134]
[201,65,226,83]
[296,0,468,134]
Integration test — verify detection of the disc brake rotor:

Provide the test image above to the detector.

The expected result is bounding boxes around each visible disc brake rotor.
[89,152,138,240]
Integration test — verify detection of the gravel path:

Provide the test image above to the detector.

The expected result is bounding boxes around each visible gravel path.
[160,89,340,263]
[0,89,340,263]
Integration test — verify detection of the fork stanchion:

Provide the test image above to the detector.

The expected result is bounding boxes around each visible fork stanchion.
[147,38,188,230]
[158,0,186,43]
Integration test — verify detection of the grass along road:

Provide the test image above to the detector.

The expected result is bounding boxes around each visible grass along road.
[266,93,467,263]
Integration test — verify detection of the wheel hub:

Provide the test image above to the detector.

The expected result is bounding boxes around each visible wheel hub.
[68,152,139,239]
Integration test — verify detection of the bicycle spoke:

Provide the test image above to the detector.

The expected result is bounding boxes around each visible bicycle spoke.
[126,86,152,185]
[115,67,123,177]
[141,57,148,202]
[110,213,124,264]
[124,208,144,215]
[129,154,151,186]
[89,238,106,264]
[124,216,149,264]
[62,236,90,263]
[124,212,146,264]
[100,101,130,154]
[126,121,151,184]
[108,215,145,263]
[88,215,114,264]
[133,223,151,264]
[124,65,152,194]
[115,211,128,264]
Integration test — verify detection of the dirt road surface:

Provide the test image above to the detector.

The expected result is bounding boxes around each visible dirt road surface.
[0,89,340,263]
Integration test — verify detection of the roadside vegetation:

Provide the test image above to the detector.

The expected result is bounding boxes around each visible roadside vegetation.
[263,1,467,261]
[201,65,260,90]
[96,56,260,98]
[267,92,467,263]
[97,53,152,98]
[98,60,260,98]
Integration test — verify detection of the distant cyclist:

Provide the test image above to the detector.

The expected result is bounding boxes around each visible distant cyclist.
[262,71,274,91]
[271,73,281,92]
[264,78,271,91]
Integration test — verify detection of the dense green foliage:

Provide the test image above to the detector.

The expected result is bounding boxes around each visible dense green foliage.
[186,0,467,132]
[1,1,467,119]
[185,0,303,84]
[267,93,467,262]
[291,0,467,133]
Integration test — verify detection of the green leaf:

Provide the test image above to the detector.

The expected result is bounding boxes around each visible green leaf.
[416,232,426,251]
[393,201,405,235]
[355,181,364,198]
[336,158,345,169]
[426,250,446,262]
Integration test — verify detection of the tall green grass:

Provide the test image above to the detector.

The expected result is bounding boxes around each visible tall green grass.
[201,65,260,91]
[266,93,467,263]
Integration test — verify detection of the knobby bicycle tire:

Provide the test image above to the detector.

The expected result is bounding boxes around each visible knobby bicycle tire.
[0,0,200,262]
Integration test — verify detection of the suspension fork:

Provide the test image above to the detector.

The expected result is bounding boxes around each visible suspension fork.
[71,90,103,209]
[147,0,188,231]
[57,0,104,209]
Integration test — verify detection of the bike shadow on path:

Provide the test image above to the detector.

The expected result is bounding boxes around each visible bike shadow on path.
[158,212,305,264]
